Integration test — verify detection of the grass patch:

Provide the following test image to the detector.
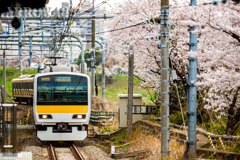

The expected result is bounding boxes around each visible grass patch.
[110,129,127,145]
[109,129,185,159]
[97,75,151,104]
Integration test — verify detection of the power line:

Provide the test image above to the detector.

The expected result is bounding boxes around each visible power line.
[79,23,142,35]
[8,0,112,34]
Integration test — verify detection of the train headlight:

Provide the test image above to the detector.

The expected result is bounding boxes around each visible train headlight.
[42,115,47,119]
[72,114,86,119]
[77,115,83,119]
[39,114,52,119]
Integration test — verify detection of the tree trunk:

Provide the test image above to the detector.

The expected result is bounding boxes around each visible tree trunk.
[226,87,240,135]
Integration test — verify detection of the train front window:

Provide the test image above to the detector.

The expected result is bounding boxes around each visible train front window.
[37,75,88,102]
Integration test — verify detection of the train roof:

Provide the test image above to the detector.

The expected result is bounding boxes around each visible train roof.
[42,65,77,73]
[19,74,35,79]
[12,74,35,82]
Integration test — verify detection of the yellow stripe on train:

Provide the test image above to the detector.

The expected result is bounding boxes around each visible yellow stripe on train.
[36,105,88,113]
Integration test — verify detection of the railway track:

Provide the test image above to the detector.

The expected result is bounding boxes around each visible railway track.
[48,143,57,160]
[48,142,85,160]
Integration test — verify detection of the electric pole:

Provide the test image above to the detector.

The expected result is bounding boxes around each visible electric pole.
[91,0,96,96]
[127,46,134,135]
[160,0,170,158]
[187,0,197,158]
[3,50,6,103]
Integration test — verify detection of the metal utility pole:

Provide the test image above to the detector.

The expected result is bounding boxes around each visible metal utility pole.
[91,0,96,96]
[18,11,23,56]
[2,50,6,103]
[29,36,33,67]
[187,0,198,158]
[127,46,134,135]
[91,49,95,96]
[70,40,73,63]
[160,0,170,158]
[187,57,197,158]
[102,48,105,99]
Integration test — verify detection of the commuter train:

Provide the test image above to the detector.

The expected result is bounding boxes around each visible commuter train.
[12,66,91,141]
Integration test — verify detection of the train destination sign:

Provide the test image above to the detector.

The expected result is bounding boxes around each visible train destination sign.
[55,77,71,82]
[41,77,50,81]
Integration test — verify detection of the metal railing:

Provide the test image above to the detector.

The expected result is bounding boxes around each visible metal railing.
[90,111,115,126]
[0,104,17,153]
[132,105,159,115]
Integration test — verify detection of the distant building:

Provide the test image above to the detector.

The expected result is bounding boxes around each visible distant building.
[62,2,69,8]
[77,0,105,49]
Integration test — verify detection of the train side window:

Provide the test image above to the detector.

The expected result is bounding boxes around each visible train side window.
[30,83,33,89]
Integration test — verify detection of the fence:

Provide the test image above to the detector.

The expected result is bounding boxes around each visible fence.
[90,111,115,126]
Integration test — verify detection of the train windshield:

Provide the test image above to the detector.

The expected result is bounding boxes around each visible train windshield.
[37,75,88,102]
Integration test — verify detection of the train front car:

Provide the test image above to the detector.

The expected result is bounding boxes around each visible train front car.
[34,72,91,141]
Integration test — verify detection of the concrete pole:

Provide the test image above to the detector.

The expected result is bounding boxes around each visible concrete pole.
[127,46,134,135]
[160,0,170,158]
[29,36,33,67]
[82,40,106,99]
[187,57,197,158]
[18,11,23,56]
[91,49,95,96]
[102,49,105,99]
[70,41,73,63]
[187,0,197,158]
[24,10,26,35]
[2,50,6,104]
[67,53,70,66]
[91,0,96,96]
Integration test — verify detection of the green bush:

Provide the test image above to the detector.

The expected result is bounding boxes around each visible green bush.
[170,110,188,126]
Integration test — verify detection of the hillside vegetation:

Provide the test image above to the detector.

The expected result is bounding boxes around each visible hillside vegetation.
[97,75,154,105]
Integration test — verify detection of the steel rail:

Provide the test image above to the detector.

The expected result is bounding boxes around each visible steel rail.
[48,143,58,160]
[70,144,85,160]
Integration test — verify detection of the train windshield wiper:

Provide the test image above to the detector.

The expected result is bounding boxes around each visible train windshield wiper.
[55,100,84,103]
[67,101,83,103]
[55,100,68,103]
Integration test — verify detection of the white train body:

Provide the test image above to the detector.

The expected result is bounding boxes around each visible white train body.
[14,66,91,141]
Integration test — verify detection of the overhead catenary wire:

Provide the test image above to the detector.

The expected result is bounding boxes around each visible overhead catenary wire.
[82,23,142,35]
[7,0,112,34]
[53,0,88,54]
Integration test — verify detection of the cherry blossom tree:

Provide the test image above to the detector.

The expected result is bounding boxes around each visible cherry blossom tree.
[104,0,240,134]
